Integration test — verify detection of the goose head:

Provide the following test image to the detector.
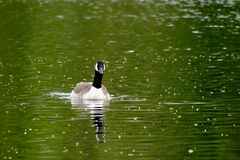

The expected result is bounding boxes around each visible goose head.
[95,60,106,74]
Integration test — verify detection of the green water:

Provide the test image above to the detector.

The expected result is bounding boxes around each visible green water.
[0,0,240,159]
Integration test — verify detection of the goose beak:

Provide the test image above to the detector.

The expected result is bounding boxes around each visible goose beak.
[99,68,104,74]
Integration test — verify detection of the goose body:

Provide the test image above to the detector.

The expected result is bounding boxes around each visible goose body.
[71,82,109,100]
[70,60,110,102]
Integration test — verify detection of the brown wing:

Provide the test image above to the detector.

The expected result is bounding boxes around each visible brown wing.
[73,82,92,94]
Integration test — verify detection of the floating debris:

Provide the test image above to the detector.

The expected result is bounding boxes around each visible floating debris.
[188,149,194,154]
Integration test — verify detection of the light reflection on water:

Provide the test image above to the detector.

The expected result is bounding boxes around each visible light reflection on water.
[49,92,108,142]
[72,100,108,143]
[49,92,148,143]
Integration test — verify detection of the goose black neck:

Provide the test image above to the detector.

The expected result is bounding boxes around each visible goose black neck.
[92,70,103,89]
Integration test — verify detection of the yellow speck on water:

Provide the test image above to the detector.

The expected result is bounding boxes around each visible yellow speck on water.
[188,149,194,154]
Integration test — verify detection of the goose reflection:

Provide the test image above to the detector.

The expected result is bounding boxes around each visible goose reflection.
[71,99,108,143]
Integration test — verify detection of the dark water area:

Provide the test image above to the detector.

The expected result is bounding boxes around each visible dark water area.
[0,0,240,159]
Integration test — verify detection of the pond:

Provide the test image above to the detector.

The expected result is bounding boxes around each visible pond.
[0,0,240,159]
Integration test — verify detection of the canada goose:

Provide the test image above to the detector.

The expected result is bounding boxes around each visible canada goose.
[71,60,110,102]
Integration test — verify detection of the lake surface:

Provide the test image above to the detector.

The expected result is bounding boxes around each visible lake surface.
[0,0,240,159]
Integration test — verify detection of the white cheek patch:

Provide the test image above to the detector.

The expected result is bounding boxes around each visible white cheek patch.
[103,64,105,71]
[95,63,98,71]
[95,62,105,72]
